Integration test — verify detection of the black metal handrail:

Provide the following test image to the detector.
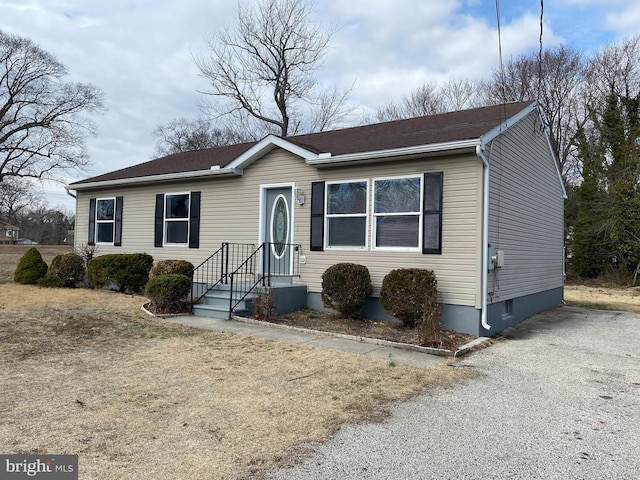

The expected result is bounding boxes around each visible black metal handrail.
[190,242,255,309]
[228,242,300,318]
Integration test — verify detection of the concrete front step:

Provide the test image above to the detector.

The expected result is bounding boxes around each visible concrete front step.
[193,285,255,319]
[191,281,308,319]
[192,303,249,319]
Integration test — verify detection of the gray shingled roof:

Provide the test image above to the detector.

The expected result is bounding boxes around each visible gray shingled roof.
[70,101,533,186]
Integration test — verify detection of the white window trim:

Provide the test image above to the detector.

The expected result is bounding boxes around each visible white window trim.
[372,174,423,252]
[325,179,369,251]
[95,197,116,245]
[163,192,191,247]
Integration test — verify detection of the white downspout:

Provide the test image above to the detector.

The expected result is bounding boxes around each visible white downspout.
[476,145,492,333]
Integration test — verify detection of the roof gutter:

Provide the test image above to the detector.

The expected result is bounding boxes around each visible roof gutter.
[307,139,480,166]
[476,144,492,334]
[66,167,242,191]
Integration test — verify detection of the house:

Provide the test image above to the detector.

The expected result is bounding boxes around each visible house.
[0,220,20,244]
[66,101,566,336]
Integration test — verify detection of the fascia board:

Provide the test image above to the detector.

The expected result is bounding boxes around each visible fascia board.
[306,139,480,166]
[66,167,242,191]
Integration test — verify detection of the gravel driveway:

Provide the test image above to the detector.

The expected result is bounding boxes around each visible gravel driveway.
[267,306,640,479]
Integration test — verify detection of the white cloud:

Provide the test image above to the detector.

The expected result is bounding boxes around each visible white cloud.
[605,4,640,37]
[0,0,635,208]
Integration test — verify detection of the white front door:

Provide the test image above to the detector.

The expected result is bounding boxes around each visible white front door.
[262,186,293,281]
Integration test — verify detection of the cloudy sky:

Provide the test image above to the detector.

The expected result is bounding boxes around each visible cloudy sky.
[1,0,639,211]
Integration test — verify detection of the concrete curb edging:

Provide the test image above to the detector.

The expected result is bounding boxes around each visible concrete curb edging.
[233,315,492,357]
[141,302,493,358]
[140,303,184,319]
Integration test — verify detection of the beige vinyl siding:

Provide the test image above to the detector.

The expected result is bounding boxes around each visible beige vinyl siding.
[248,150,483,308]
[486,110,564,303]
[75,149,483,308]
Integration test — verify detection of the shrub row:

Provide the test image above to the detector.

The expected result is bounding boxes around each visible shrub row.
[14,249,194,310]
[321,263,439,327]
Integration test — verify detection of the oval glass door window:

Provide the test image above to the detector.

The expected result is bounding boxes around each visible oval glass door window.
[271,194,289,259]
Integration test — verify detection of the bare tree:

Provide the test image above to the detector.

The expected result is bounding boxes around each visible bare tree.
[152,117,252,156]
[0,177,42,224]
[583,35,640,120]
[369,78,483,123]
[0,31,104,184]
[15,203,74,245]
[195,0,351,137]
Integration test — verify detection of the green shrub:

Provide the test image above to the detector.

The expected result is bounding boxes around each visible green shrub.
[145,274,191,311]
[380,268,438,326]
[48,252,86,287]
[149,259,194,279]
[87,253,154,293]
[14,247,48,285]
[37,274,64,288]
[321,263,373,317]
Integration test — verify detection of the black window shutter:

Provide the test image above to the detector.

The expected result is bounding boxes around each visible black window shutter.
[189,191,201,248]
[114,196,123,247]
[423,172,443,254]
[154,194,164,247]
[88,198,96,245]
[310,181,325,251]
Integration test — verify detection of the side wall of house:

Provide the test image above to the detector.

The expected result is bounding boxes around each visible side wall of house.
[74,150,484,320]
[485,110,565,332]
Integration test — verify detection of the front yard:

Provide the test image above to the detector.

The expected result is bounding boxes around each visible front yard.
[3,244,639,478]
[0,283,472,479]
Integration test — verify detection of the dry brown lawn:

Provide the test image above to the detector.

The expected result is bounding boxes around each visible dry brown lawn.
[564,283,640,313]
[0,246,474,479]
[3,245,638,479]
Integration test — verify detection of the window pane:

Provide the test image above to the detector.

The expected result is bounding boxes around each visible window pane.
[374,178,420,213]
[166,194,190,219]
[376,216,419,247]
[165,221,188,244]
[327,182,367,214]
[96,199,114,221]
[328,217,366,247]
[97,223,114,243]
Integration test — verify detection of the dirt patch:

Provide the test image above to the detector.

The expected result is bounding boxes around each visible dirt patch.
[563,282,640,313]
[265,308,475,351]
[0,283,475,479]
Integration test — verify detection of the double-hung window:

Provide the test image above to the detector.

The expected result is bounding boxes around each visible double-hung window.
[310,172,442,254]
[373,176,422,250]
[96,198,115,243]
[164,193,190,245]
[154,191,201,248]
[88,196,123,246]
[326,180,368,249]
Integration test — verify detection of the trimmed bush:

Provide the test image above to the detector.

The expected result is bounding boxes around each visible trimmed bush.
[37,275,64,288]
[14,247,48,285]
[149,259,194,279]
[380,268,438,326]
[145,274,191,311]
[87,253,154,293]
[48,252,86,287]
[321,263,373,317]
